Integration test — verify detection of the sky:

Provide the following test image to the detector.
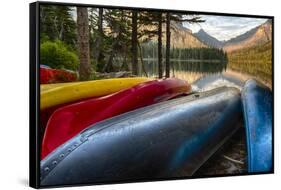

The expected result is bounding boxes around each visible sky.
[183,15,267,41]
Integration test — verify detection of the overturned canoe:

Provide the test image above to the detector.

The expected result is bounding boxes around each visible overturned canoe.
[40,77,150,110]
[40,66,78,84]
[41,87,242,186]
[41,78,191,159]
[241,79,273,173]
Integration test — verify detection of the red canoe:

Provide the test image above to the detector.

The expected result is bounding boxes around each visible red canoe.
[41,78,191,159]
[40,67,77,84]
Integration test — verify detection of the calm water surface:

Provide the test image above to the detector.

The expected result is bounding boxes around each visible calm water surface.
[140,59,227,83]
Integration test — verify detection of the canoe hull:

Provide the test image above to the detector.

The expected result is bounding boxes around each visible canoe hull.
[40,67,77,84]
[41,87,242,186]
[242,79,273,173]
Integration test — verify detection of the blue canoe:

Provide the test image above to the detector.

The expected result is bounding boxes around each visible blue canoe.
[194,74,273,173]
[41,87,242,186]
[242,79,273,173]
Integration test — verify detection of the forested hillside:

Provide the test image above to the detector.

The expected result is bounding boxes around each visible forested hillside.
[228,41,272,83]
[142,42,227,61]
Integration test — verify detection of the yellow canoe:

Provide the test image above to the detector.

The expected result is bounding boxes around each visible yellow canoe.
[40,77,150,110]
[40,82,81,93]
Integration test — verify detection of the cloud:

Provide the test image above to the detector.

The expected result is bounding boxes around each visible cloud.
[184,15,267,41]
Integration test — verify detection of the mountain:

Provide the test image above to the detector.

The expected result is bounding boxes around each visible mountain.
[223,20,272,52]
[141,21,207,48]
[226,20,272,84]
[194,29,224,48]
[167,22,207,48]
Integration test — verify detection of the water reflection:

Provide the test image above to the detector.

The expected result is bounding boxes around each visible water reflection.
[141,59,227,83]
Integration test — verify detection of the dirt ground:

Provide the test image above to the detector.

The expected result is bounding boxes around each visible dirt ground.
[194,120,247,176]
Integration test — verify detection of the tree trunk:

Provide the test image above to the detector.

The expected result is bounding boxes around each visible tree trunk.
[121,51,129,71]
[77,7,91,81]
[94,8,103,62]
[137,42,148,77]
[131,10,138,76]
[103,51,115,72]
[102,27,122,73]
[165,13,171,78]
[158,13,163,78]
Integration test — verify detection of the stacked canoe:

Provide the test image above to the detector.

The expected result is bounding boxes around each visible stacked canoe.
[41,77,191,159]
[40,68,273,186]
[40,67,192,160]
[40,65,78,84]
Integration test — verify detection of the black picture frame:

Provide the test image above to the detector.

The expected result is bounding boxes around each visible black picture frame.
[30,1,274,188]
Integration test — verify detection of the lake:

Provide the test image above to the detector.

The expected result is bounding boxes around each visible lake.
[140,59,228,83]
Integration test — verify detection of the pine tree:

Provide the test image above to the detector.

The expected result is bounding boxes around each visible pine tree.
[40,5,77,49]
[131,10,138,75]
[77,7,91,80]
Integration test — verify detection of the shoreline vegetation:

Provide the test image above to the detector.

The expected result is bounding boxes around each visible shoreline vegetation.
[39,6,228,81]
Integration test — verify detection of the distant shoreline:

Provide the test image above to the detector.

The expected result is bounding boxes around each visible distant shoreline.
[142,58,225,63]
